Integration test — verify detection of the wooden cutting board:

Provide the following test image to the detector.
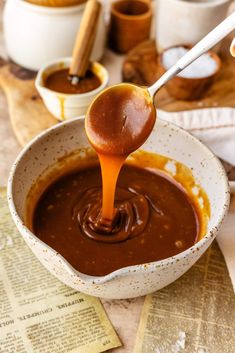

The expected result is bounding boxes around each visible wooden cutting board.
[1,35,235,147]
[0,59,57,146]
[122,37,235,112]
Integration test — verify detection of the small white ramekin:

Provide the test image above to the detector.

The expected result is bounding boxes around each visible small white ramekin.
[35,57,109,121]
[3,0,106,70]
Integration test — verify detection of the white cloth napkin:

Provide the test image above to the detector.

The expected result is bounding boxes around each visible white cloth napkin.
[217,209,235,291]
[158,107,235,165]
[158,107,235,291]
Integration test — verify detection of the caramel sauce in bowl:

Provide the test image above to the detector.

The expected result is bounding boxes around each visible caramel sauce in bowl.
[7,117,230,299]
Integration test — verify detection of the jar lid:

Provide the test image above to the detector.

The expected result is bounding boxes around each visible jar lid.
[24,0,87,7]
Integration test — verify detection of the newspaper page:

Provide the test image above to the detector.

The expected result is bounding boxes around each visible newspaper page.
[134,242,235,353]
[0,188,121,353]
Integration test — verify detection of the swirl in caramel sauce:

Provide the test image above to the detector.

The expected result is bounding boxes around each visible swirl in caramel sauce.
[73,187,149,243]
[32,160,201,276]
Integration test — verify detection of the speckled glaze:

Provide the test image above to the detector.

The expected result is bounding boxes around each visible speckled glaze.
[7,117,230,299]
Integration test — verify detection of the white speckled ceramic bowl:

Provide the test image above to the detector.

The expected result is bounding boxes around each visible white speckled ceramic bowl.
[7,117,230,299]
[35,58,109,121]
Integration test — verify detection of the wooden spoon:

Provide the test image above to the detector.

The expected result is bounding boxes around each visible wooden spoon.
[69,0,101,84]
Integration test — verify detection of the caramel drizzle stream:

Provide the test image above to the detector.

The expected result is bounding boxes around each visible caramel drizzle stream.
[98,154,127,222]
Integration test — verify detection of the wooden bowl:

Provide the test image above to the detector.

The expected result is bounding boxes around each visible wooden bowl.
[25,0,86,7]
[159,45,221,101]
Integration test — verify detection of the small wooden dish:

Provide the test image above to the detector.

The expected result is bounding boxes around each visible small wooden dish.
[159,45,221,101]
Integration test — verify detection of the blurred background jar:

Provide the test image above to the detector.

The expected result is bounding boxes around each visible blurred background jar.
[3,0,106,71]
[108,0,152,54]
[156,0,232,52]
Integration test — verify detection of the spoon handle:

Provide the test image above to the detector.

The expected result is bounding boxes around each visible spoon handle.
[69,0,101,78]
[148,11,235,97]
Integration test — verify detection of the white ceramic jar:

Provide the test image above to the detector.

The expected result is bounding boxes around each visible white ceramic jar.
[3,0,106,71]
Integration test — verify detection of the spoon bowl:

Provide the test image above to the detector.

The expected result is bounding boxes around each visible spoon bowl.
[85,83,156,156]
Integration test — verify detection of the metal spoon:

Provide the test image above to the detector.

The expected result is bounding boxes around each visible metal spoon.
[86,12,235,156]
